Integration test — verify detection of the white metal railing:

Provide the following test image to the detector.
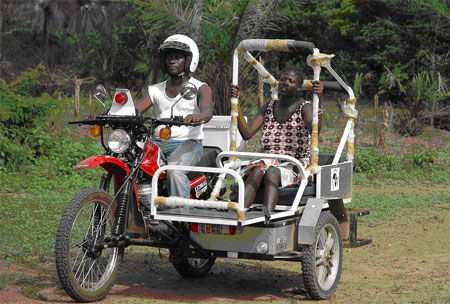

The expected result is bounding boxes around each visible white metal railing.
[150,165,246,222]
[217,151,309,212]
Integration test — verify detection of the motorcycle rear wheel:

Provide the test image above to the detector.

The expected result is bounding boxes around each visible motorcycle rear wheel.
[55,188,123,302]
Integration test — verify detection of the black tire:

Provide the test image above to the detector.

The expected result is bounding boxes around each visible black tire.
[172,257,216,278]
[301,211,343,300]
[55,188,123,302]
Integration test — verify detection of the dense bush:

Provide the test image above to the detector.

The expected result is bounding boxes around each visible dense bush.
[0,66,56,168]
[403,149,438,169]
[355,147,439,173]
[41,129,103,175]
[0,65,103,172]
[355,148,398,172]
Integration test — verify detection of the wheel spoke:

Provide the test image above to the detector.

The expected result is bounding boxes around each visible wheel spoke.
[70,242,86,272]
[315,255,325,266]
[316,265,326,284]
[325,230,334,253]
[73,250,88,278]
[325,264,332,276]
[93,206,108,246]
[81,258,97,288]
[75,258,87,284]
[83,203,100,238]
[318,230,327,250]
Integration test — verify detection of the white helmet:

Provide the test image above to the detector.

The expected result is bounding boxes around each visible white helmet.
[158,34,199,73]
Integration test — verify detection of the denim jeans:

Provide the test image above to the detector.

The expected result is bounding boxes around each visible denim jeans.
[155,139,203,198]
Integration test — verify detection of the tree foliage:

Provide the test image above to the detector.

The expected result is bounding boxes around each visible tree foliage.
[1,0,449,134]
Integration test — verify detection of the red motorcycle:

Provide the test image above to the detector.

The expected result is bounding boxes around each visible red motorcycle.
[55,83,220,302]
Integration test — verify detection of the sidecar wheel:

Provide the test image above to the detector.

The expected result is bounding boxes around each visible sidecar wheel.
[300,211,343,300]
[172,257,216,278]
[55,188,123,302]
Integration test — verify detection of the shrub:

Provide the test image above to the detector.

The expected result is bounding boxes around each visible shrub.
[354,148,399,172]
[34,128,103,175]
[0,65,63,168]
[0,130,32,170]
[404,149,438,168]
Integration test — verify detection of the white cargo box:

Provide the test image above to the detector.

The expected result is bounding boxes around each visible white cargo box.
[203,115,245,152]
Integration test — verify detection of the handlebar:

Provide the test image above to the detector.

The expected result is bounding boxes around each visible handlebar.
[68,115,202,127]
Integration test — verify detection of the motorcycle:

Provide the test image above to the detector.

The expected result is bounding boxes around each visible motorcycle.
[55,82,220,302]
[56,39,370,303]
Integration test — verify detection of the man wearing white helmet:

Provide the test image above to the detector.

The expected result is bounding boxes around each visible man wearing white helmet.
[136,34,213,199]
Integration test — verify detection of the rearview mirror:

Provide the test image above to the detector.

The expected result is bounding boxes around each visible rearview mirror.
[170,82,198,118]
[179,82,198,100]
[95,85,107,98]
[94,84,108,110]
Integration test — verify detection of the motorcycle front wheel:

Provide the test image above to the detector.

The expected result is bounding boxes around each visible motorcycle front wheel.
[55,188,123,302]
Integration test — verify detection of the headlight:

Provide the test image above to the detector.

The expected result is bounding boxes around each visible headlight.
[108,129,131,153]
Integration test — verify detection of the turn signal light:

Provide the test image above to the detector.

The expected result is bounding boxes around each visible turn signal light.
[114,92,127,104]
[159,127,171,140]
[89,125,101,137]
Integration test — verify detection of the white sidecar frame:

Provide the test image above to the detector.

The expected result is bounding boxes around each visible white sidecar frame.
[149,39,358,229]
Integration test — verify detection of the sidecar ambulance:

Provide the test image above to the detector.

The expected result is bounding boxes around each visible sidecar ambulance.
[148,39,370,300]
[56,39,371,302]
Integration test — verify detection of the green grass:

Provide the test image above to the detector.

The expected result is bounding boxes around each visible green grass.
[0,271,53,299]
[1,169,448,264]
[352,184,450,225]
[0,169,102,263]
[0,120,448,263]
[0,272,21,290]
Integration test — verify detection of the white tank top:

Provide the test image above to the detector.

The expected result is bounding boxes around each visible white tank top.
[148,77,206,140]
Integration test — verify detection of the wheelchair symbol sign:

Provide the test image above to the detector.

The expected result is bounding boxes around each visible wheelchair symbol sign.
[331,168,340,191]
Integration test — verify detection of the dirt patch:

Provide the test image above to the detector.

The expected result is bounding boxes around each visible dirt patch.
[1,204,449,304]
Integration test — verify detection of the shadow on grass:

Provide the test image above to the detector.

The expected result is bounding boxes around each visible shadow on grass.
[3,249,313,303]
[112,251,310,302]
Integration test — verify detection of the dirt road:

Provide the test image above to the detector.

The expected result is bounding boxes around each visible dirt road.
[1,203,449,304]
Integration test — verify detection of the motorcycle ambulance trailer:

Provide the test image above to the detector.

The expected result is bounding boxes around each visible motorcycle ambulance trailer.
[55,39,370,302]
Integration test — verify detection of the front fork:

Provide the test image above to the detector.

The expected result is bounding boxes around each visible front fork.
[112,180,132,236]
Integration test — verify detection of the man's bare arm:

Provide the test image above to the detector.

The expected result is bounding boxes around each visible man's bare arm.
[135,95,153,114]
[184,84,213,123]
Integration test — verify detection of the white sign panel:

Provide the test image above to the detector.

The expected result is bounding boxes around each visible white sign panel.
[331,167,340,191]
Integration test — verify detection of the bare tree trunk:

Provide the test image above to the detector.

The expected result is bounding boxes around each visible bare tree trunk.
[75,76,82,117]
[430,100,436,126]
[74,76,96,117]
[373,94,379,147]
[191,0,203,41]
[378,102,390,149]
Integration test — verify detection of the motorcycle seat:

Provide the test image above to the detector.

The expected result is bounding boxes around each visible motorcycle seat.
[197,146,221,168]
[186,146,221,180]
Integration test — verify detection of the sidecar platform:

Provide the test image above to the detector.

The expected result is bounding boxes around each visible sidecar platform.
[150,151,353,227]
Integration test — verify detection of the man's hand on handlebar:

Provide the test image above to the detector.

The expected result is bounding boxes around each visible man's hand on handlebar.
[184,114,204,123]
